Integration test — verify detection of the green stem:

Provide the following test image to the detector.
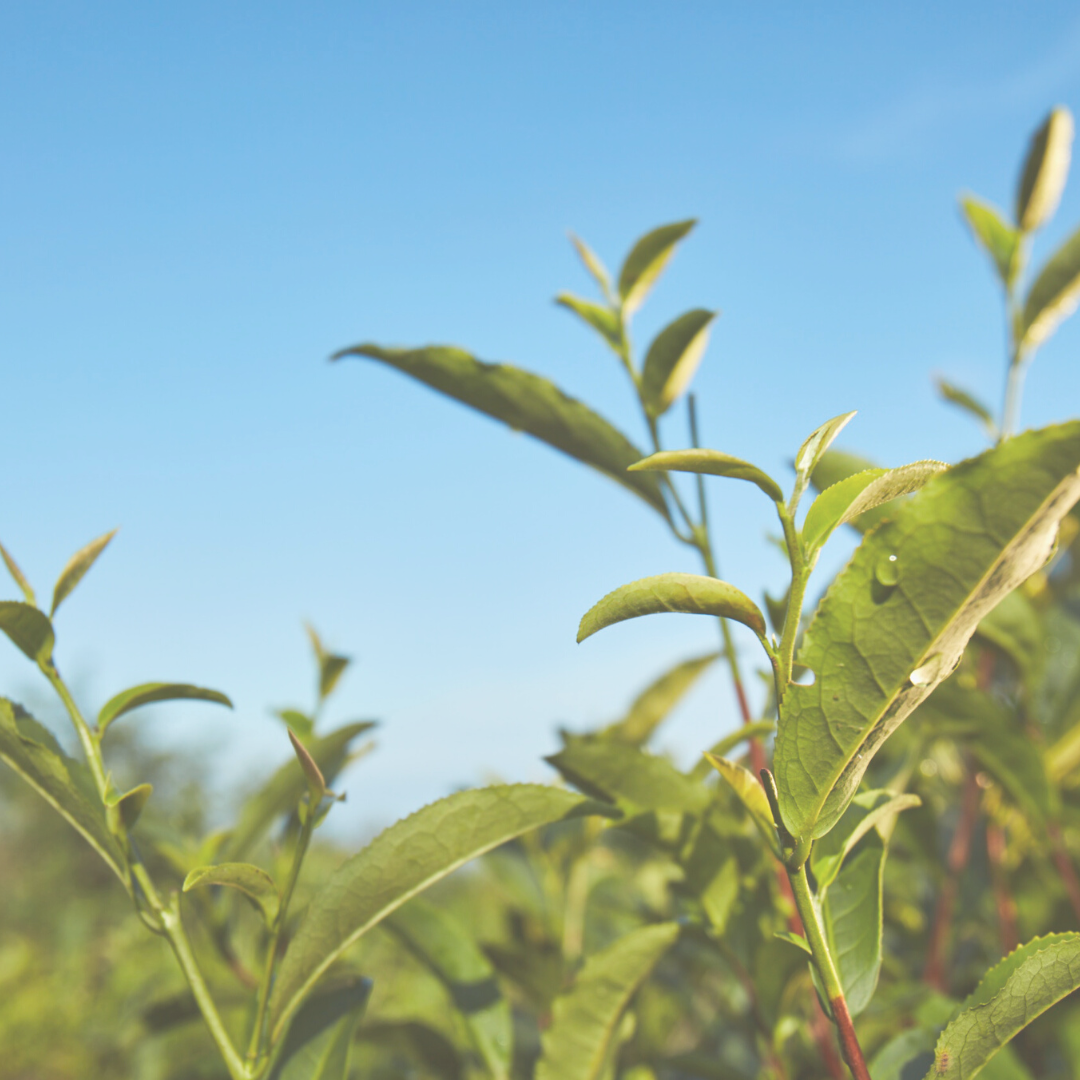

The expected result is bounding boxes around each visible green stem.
[775,504,807,688]
[41,659,108,800]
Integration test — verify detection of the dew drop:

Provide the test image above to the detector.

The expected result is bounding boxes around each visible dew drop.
[909,653,945,687]
[875,554,900,587]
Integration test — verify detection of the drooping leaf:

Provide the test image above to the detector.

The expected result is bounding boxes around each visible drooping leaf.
[97,682,232,737]
[222,721,375,861]
[306,624,350,701]
[0,601,54,662]
[703,753,780,857]
[388,897,512,1079]
[569,232,613,298]
[631,449,783,503]
[601,652,718,745]
[1019,225,1080,353]
[775,422,1080,844]
[556,293,623,352]
[50,528,117,616]
[535,922,679,1080]
[925,933,1080,1078]
[792,412,857,508]
[269,976,371,1080]
[822,831,886,1016]
[334,345,669,520]
[0,542,36,606]
[0,698,126,883]
[184,862,280,926]
[810,789,920,892]
[105,782,152,831]
[1016,107,1074,233]
[639,309,717,417]
[936,377,999,440]
[578,573,767,644]
[268,785,614,1043]
[617,220,696,316]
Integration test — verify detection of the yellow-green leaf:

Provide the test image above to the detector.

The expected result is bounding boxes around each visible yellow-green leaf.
[631,448,783,503]
[960,196,1021,287]
[703,753,780,857]
[0,542,36,606]
[617,220,696,317]
[556,293,623,352]
[1019,224,1080,353]
[639,309,717,417]
[184,862,280,926]
[98,682,232,737]
[51,528,117,616]
[936,377,999,440]
[1016,107,1074,233]
[0,601,54,663]
[792,412,857,507]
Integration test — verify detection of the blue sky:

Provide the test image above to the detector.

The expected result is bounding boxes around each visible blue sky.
[3,2,1080,832]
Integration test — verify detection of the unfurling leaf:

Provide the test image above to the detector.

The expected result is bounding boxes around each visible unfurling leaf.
[267,785,615,1043]
[960,196,1021,287]
[775,422,1080,844]
[275,709,314,738]
[569,232,613,298]
[0,602,54,663]
[51,528,117,616]
[631,449,783,503]
[535,923,679,1080]
[1016,107,1074,233]
[268,976,371,1080]
[618,220,696,316]
[0,542,36,606]
[305,624,350,701]
[792,412,857,507]
[936,377,999,439]
[703,753,780,857]
[183,862,280,926]
[556,293,622,352]
[97,683,232,737]
[106,782,152,831]
[334,345,670,521]
[1018,224,1080,353]
[289,729,328,802]
[577,573,767,644]
[639,309,717,417]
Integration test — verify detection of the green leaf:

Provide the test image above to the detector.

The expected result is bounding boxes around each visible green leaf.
[0,542,36,606]
[975,587,1044,680]
[792,412,857,508]
[183,862,280,926]
[630,449,783,503]
[51,528,117,616]
[275,708,314,739]
[268,976,371,1080]
[222,721,375,861]
[0,601,54,662]
[774,929,812,956]
[577,573,767,644]
[801,462,948,561]
[106,782,152,830]
[617,220,696,316]
[289,728,328,802]
[870,1029,935,1080]
[1019,224,1080,353]
[334,345,670,521]
[306,624,350,701]
[388,897,512,1079]
[535,922,679,1080]
[925,933,1080,1078]
[547,738,709,815]
[267,784,614,1043]
[936,377,999,440]
[810,789,920,892]
[556,293,622,352]
[639,309,717,417]
[601,652,718,745]
[959,197,1021,288]
[0,698,126,883]
[703,753,780,857]
[1016,107,1074,233]
[822,830,886,1016]
[569,232,614,298]
[775,422,1080,844]
[97,682,232,737]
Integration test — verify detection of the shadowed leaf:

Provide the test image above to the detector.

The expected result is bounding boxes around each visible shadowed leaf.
[937,377,999,439]
[640,309,717,417]
[184,862,280,926]
[618,220,696,316]
[1016,107,1074,232]
[1019,225,1080,353]
[0,542,35,606]
[632,449,783,503]
[960,196,1021,287]
[98,683,232,736]
[51,529,117,616]
[269,976,371,1080]
[0,601,54,662]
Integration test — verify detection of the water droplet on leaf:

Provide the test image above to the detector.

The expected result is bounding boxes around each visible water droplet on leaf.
[875,554,900,587]
[909,653,944,687]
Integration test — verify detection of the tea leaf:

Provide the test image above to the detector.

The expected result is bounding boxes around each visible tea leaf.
[1016,107,1074,233]
[926,934,1080,1078]
[975,588,1043,680]
[275,709,314,739]
[601,651,718,745]
[106,782,152,831]
[703,753,781,857]
[268,976,371,1080]
[0,542,36,606]
[960,196,1021,287]
[936,377,999,439]
[639,309,717,417]
[556,293,622,352]
[51,528,117,617]
[0,601,54,662]
[98,683,232,737]
[0,698,126,883]
[388,897,512,1079]
[569,232,613,297]
[289,729,327,801]
[535,922,679,1080]
[631,449,784,503]
[577,573,767,644]
[305,624,350,701]
[335,345,670,520]
[775,422,1080,844]
[183,862,280,926]
[267,785,614,1043]
[618,220,696,316]
[1019,225,1080,353]
[792,412,857,507]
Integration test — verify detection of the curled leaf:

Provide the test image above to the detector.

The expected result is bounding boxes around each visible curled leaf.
[98,683,232,737]
[184,862,280,926]
[631,449,783,503]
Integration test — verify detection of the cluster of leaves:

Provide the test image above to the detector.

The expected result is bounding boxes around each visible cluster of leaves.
[6,107,1080,1080]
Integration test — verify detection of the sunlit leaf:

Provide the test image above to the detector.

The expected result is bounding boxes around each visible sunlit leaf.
[0,601,54,663]
[106,782,152,831]
[960,196,1021,287]
[1016,107,1074,233]
[792,412,857,507]
[269,976,371,1080]
[578,573,767,644]
[703,753,780,857]
[775,422,1080,843]
[535,922,679,1080]
[631,448,783,503]
[334,345,670,520]
[639,309,717,417]
[275,709,314,739]
[617,220,696,317]
[936,377,999,439]
[184,862,280,926]
[569,232,613,298]
[51,528,117,616]
[98,682,232,737]
[0,542,36,606]
[556,293,622,352]
[1019,225,1080,353]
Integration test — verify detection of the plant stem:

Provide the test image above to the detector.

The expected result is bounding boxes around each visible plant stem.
[986,822,1018,954]
[787,864,870,1080]
[775,505,807,689]
[41,659,109,800]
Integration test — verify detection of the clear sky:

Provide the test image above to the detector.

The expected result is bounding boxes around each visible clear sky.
[3,2,1080,833]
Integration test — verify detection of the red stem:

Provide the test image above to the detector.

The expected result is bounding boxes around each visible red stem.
[830,995,872,1080]
[986,823,1018,955]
